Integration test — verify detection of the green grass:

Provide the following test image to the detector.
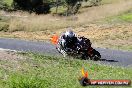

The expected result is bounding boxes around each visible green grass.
[0,52,132,88]
[110,12,132,23]
[118,13,132,22]
[98,10,132,24]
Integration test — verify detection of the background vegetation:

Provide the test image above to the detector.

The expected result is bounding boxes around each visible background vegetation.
[0,0,102,15]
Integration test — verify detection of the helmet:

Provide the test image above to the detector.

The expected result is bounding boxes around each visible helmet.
[64,30,75,38]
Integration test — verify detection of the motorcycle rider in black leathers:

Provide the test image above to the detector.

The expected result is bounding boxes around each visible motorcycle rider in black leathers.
[59,29,78,53]
[57,29,100,59]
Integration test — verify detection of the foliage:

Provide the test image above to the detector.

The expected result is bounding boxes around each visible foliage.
[89,0,102,6]
[2,0,102,15]
[12,0,50,14]
[0,22,9,32]
[0,0,9,10]
[62,0,82,15]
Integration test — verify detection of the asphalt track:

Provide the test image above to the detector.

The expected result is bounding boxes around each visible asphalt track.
[0,38,132,67]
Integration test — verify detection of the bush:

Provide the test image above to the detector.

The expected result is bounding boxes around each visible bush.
[35,4,50,14]
[89,0,102,6]
[63,0,82,15]
[0,22,9,32]
[12,0,51,14]
[0,0,9,10]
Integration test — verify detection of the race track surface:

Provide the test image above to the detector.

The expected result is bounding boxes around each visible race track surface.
[0,38,132,67]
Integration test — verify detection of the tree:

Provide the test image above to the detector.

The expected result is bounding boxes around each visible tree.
[63,0,82,15]
[12,0,51,14]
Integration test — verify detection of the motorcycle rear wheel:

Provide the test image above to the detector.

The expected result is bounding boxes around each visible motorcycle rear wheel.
[91,49,101,61]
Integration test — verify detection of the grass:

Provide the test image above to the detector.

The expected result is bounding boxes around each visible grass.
[107,13,132,23]
[81,0,121,8]
[0,16,10,32]
[0,52,132,88]
[101,0,121,4]
[98,9,132,24]
[119,13,132,22]
[0,22,9,32]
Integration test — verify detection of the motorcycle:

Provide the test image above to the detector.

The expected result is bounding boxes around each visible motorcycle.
[77,36,101,61]
[51,35,101,60]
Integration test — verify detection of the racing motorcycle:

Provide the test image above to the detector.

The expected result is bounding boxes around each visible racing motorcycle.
[75,36,101,60]
[52,35,101,60]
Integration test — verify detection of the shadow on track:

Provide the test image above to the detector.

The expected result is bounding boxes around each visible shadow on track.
[99,59,118,62]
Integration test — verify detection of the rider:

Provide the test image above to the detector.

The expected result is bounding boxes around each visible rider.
[59,28,78,52]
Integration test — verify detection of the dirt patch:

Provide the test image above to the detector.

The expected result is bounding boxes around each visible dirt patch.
[74,24,132,50]
[0,50,21,60]
[0,50,26,71]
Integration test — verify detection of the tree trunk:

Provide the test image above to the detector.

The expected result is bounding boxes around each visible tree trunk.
[56,0,58,13]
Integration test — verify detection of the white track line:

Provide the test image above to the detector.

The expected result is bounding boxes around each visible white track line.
[0,48,18,52]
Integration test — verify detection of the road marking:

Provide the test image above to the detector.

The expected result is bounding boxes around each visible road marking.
[0,48,18,52]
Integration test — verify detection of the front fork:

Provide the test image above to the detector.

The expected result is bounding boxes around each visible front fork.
[56,42,67,57]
